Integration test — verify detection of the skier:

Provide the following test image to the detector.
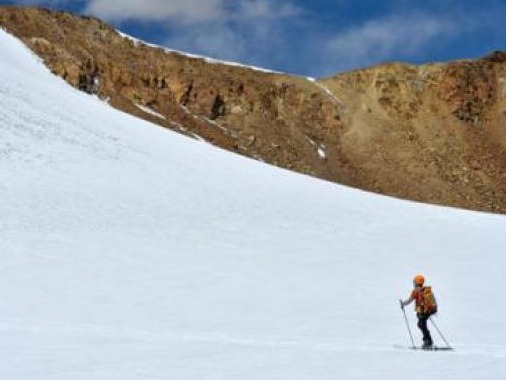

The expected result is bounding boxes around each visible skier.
[399,274,437,349]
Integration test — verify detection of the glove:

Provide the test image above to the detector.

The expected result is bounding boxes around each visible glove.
[399,299,404,310]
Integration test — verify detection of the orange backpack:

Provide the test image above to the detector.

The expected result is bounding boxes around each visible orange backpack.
[420,286,438,314]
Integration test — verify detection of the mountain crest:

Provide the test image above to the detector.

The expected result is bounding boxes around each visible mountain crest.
[1,6,506,213]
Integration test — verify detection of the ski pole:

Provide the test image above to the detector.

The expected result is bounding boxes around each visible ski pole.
[429,317,452,348]
[400,301,416,348]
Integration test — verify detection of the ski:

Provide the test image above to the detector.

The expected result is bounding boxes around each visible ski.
[394,344,454,351]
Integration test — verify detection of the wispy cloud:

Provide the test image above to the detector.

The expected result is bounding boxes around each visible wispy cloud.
[81,0,303,73]
[231,1,301,21]
[83,0,301,25]
[165,23,248,62]
[85,0,225,24]
[319,13,460,75]
[160,5,300,72]
[10,0,78,5]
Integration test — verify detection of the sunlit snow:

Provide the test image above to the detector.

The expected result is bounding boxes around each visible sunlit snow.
[1,29,506,379]
[135,103,166,120]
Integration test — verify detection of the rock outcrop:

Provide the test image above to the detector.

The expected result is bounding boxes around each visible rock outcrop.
[1,6,506,213]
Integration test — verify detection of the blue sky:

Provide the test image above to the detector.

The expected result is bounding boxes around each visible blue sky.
[2,0,505,77]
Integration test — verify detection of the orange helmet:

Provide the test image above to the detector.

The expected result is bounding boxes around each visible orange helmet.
[413,274,425,286]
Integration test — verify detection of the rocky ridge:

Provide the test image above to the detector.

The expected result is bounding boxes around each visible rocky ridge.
[1,6,506,213]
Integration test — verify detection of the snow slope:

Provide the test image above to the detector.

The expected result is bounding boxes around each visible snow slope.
[1,28,506,379]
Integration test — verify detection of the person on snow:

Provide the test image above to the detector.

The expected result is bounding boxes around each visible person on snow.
[399,274,438,349]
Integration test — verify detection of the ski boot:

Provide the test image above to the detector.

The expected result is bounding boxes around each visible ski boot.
[421,337,433,350]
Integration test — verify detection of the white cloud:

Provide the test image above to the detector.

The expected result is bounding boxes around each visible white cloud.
[85,0,224,23]
[321,13,460,73]
[10,0,304,73]
[162,12,292,72]
[166,24,247,62]
[13,0,72,5]
[81,0,302,73]
[84,0,300,24]
[232,0,300,20]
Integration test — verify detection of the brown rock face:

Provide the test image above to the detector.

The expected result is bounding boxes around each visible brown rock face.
[2,6,506,213]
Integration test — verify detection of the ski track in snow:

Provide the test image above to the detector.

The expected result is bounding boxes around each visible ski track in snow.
[2,318,506,359]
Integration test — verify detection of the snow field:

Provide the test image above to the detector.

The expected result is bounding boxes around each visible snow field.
[1,28,506,379]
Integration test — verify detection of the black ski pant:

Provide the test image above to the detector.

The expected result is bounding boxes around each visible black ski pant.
[417,313,433,343]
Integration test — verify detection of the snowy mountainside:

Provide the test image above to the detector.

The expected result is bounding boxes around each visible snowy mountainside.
[1,29,506,379]
[3,6,506,214]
